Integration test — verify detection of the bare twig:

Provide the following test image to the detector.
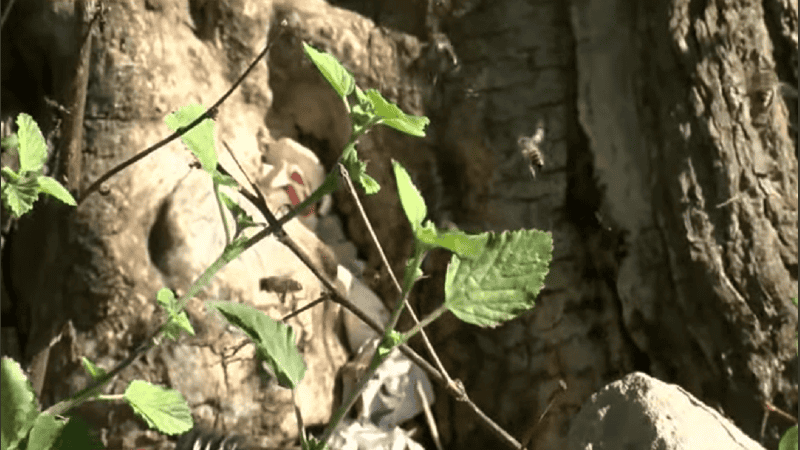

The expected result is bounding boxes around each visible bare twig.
[292,390,308,445]
[519,379,567,448]
[760,398,797,442]
[763,399,798,424]
[281,293,327,322]
[417,379,444,450]
[220,140,285,235]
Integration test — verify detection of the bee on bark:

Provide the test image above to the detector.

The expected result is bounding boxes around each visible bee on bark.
[517,120,546,178]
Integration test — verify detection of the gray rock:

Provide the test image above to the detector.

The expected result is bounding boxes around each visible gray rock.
[568,372,765,450]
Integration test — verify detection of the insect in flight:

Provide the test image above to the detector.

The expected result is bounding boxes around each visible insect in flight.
[517,120,546,178]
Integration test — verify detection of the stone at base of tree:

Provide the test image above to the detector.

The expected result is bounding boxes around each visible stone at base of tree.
[567,372,765,450]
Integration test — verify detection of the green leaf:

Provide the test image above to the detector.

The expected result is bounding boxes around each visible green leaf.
[421,228,489,260]
[303,436,330,450]
[211,170,238,187]
[779,425,797,450]
[156,288,194,339]
[156,287,179,312]
[1,357,40,450]
[359,172,380,195]
[26,412,67,450]
[36,176,77,206]
[16,113,47,173]
[444,229,553,327]
[207,301,307,389]
[0,116,70,219]
[340,143,380,195]
[402,257,425,291]
[351,88,373,113]
[364,89,429,137]
[302,42,355,99]
[1,167,19,182]
[53,415,102,450]
[1,172,39,218]
[164,105,217,174]
[378,330,405,359]
[124,380,193,436]
[156,287,177,310]
[349,86,380,136]
[81,358,107,381]
[220,236,249,263]
[162,310,194,341]
[411,220,488,261]
[218,191,259,232]
[392,160,426,230]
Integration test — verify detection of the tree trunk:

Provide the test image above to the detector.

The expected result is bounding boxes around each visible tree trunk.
[573,0,797,447]
[406,1,797,448]
[392,0,798,448]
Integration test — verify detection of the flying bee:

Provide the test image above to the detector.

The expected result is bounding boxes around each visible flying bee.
[517,120,546,178]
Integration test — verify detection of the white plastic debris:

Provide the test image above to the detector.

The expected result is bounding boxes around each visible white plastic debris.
[328,418,425,450]
[259,136,331,230]
[317,214,366,277]
[340,337,435,430]
[337,266,390,352]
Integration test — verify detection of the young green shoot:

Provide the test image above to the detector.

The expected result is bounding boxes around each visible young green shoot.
[1,113,76,218]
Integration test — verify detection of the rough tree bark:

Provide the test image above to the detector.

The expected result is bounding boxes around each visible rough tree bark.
[356,0,797,448]
[567,0,797,447]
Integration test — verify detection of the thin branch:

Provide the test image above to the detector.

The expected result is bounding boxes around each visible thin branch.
[281,294,327,322]
[763,400,798,424]
[220,140,285,236]
[417,379,444,450]
[519,379,568,448]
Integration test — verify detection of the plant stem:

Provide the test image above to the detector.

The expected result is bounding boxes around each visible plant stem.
[213,181,231,245]
[384,248,425,333]
[319,343,387,444]
[401,304,448,341]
